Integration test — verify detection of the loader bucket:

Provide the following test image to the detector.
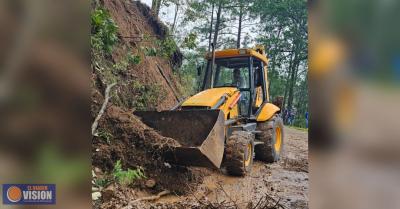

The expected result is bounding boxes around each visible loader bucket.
[134,110,225,168]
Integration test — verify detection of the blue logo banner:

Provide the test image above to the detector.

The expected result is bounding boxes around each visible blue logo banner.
[2,184,56,205]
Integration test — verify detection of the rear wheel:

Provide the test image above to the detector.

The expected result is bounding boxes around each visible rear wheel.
[255,115,284,162]
[224,131,254,176]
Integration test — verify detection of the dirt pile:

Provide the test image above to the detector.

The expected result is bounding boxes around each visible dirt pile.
[91,0,204,208]
[92,105,203,192]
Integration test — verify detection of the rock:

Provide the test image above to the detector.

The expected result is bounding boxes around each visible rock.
[145,179,156,188]
[105,184,115,191]
[92,192,101,201]
[92,187,100,192]
[102,189,115,202]
[94,167,103,174]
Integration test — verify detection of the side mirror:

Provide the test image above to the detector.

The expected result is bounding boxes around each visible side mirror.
[197,65,202,76]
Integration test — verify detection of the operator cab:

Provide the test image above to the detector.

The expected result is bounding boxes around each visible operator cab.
[202,48,269,117]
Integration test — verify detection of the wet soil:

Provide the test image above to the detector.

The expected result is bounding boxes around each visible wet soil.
[95,127,308,209]
[155,127,309,209]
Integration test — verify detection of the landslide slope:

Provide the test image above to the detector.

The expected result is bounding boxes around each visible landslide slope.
[91,1,201,208]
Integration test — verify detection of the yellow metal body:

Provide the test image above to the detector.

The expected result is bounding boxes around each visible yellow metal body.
[183,47,278,121]
[182,87,240,119]
[206,48,269,65]
[182,87,237,107]
[256,103,280,122]
[275,126,282,152]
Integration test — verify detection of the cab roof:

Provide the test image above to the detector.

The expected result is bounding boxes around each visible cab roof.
[206,48,269,65]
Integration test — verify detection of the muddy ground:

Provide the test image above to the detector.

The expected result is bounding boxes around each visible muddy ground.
[154,127,308,209]
[94,127,308,209]
[178,127,309,209]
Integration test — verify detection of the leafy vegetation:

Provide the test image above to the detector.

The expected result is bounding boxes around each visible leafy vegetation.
[95,178,111,188]
[91,8,119,54]
[131,81,165,110]
[140,36,177,58]
[127,53,142,65]
[158,37,178,58]
[113,160,146,186]
[181,33,198,50]
[113,52,142,72]
[97,129,113,144]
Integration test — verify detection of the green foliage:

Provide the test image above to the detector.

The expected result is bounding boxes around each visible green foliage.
[95,178,110,188]
[127,53,141,65]
[142,47,158,56]
[97,129,113,144]
[292,116,307,129]
[131,81,165,110]
[181,33,197,50]
[140,37,177,58]
[158,37,177,58]
[91,8,119,54]
[176,51,203,96]
[113,160,146,186]
[113,52,141,72]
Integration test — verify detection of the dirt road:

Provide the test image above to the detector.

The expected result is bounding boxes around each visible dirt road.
[154,127,309,208]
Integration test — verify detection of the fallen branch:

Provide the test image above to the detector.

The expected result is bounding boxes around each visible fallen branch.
[91,82,117,136]
[130,190,170,204]
[216,181,238,207]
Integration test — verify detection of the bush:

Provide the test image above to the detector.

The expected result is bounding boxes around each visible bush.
[181,33,197,50]
[131,81,165,110]
[113,160,146,186]
[113,52,141,72]
[91,8,119,54]
[140,37,177,58]
[127,53,141,65]
[158,37,177,58]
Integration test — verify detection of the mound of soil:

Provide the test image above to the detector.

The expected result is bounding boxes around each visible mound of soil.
[91,0,203,207]
[92,105,203,193]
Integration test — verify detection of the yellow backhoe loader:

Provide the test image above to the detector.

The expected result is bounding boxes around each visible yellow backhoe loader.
[135,46,284,176]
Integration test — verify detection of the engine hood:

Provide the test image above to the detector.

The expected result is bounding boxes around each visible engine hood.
[182,87,238,107]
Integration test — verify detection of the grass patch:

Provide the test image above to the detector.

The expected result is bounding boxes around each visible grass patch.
[287,126,308,132]
[113,160,146,186]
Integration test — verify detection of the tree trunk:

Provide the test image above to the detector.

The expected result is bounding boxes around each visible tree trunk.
[236,5,243,48]
[208,3,215,52]
[283,50,295,111]
[212,2,223,49]
[152,0,161,16]
[171,2,179,33]
[287,52,300,111]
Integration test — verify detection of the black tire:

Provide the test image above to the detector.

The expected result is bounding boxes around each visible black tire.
[255,115,284,162]
[224,131,254,176]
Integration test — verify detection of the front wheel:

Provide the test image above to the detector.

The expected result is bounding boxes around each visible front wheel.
[255,115,284,162]
[224,131,254,176]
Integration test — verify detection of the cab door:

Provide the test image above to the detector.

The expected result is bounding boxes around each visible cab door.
[252,58,268,114]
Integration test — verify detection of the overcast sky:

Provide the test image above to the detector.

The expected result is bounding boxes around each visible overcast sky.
[138,0,257,49]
